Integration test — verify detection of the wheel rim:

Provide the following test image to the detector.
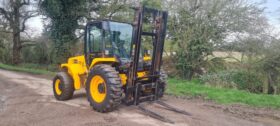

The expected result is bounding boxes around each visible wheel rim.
[55,79,62,95]
[90,75,107,103]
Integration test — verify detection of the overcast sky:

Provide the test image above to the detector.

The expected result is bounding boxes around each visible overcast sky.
[257,0,280,29]
[27,0,280,37]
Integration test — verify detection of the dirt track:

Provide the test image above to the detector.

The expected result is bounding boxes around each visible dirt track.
[0,69,280,126]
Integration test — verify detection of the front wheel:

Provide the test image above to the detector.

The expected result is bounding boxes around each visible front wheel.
[86,64,122,113]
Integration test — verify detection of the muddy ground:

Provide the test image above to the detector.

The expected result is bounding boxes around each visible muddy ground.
[0,69,280,126]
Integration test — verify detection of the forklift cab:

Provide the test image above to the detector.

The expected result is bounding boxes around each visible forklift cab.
[84,21,134,66]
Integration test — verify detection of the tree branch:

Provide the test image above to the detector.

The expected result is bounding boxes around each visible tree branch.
[0,8,11,21]
[19,0,31,7]
[21,31,32,39]
[108,4,126,19]
[20,13,38,32]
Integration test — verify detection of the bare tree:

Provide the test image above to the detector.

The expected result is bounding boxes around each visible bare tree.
[0,0,38,64]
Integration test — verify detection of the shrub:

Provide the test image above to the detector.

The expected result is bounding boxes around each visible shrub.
[200,70,263,93]
[0,42,12,64]
[162,56,180,77]
[21,42,51,64]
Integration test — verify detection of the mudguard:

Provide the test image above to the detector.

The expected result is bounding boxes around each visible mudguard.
[61,56,87,90]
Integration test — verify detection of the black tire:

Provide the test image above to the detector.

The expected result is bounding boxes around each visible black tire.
[86,64,122,113]
[158,70,167,98]
[53,72,74,100]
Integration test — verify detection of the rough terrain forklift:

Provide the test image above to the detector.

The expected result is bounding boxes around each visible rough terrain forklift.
[52,6,168,113]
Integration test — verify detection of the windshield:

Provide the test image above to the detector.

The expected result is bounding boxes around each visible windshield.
[105,22,133,59]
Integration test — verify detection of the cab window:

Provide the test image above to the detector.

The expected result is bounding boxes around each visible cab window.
[89,26,102,53]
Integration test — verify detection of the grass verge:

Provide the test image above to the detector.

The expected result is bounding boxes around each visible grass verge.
[0,63,55,75]
[167,78,280,108]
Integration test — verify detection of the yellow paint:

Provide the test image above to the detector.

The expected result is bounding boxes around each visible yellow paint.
[55,79,62,95]
[143,56,151,61]
[119,72,147,85]
[61,55,87,90]
[90,75,107,103]
[119,74,127,85]
[89,57,117,69]
[61,56,118,91]
[137,72,146,78]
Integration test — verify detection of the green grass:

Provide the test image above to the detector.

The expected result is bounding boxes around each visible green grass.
[167,78,280,108]
[0,63,55,75]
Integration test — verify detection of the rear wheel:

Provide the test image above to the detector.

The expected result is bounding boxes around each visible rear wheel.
[53,72,74,100]
[86,64,122,113]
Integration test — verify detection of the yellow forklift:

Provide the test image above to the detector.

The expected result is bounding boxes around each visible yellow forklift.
[53,6,191,123]
[53,6,168,112]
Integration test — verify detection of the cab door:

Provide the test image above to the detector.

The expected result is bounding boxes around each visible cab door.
[85,22,104,66]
